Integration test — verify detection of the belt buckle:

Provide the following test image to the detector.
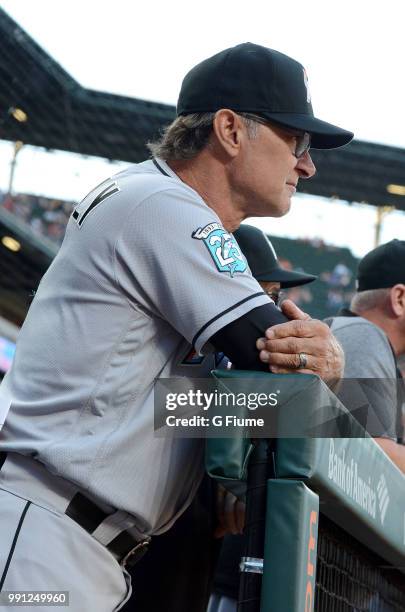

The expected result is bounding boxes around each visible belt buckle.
[120,539,149,568]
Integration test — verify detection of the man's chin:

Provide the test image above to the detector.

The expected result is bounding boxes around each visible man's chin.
[246,198,291,219]
[272,199,292,217]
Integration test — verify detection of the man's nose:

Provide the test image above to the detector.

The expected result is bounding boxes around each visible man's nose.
[296,151,316,179]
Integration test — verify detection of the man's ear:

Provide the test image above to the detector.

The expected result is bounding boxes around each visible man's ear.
[211,110,246,159]
[390,284,405,317]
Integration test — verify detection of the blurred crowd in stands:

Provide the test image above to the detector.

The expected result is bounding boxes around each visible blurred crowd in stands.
[0,191,357,319]
[0,191,74,243]
[269,236,357,318]
[280,257,355,315]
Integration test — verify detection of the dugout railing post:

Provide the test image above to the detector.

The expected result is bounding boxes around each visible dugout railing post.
[237,438,273,612]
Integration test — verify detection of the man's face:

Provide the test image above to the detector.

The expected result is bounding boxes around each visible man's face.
[259,281,282,305]
[234,120,316,218]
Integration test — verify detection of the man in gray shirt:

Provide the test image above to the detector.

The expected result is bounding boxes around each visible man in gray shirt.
[0,43,352,611]
[327,240,405,469]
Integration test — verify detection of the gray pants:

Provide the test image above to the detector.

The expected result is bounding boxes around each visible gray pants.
[0,455,131,612]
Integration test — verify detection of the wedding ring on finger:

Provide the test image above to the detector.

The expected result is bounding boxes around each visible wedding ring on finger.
[298,352,308,369]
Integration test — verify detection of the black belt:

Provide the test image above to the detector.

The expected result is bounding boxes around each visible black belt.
[0,453,149,568]
[65,492,150,568]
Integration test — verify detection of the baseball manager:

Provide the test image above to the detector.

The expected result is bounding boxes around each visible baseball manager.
[0,43,352,610]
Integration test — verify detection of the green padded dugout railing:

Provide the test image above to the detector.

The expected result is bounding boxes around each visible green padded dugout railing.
[206,369,405,611]
[260,480,319,612]
[275,436,405,574]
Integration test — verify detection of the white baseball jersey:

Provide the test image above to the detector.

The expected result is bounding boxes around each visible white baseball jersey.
[0,158,269,534]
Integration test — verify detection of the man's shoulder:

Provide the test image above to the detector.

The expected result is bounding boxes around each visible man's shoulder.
[330,315,392,357]
[329,315,395,375]
[112,159,202,205]
[112,161,178,194]
[330,315,384,338]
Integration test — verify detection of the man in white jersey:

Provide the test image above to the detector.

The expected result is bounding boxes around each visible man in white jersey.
[0,43,352,611]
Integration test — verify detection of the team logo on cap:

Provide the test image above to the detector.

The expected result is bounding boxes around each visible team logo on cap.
[192,222,247,277]
[303,68,311,104]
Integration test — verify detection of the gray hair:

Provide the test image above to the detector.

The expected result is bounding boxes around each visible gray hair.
[147,112,259,161]
[350,288,390,313]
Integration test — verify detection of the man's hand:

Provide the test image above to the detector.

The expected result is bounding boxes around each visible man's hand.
[256,299,344,384]
[214,484,245,538]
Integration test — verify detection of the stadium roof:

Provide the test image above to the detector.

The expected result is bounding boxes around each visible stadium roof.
[1,6,405,212]
[0,7,405,327]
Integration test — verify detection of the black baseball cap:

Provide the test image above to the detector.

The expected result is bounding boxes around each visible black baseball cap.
[234,224,316,288]
[177,43,353,149]
[357,239,405,292]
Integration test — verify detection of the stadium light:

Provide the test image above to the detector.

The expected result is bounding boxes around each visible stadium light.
[2,236,21,252]
[9,107,28,123]
[386,184,405,196]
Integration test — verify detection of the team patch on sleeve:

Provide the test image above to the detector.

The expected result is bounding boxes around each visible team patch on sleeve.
[192,223,247,277]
